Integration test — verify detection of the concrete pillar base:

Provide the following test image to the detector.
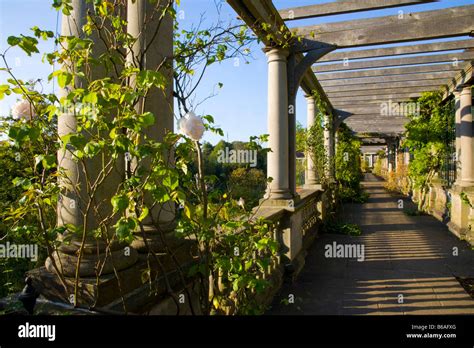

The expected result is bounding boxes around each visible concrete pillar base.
[130,222,180,253]
[45,246,138,278]
[448,185,474,245]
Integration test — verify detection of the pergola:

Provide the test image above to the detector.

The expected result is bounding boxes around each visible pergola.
[29,0,474,312]
[227,0,474,198]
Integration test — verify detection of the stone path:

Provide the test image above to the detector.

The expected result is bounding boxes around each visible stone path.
[269,174,474,315]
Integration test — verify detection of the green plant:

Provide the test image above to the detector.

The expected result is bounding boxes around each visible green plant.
[306,110,327,184]
[324,222,362,236]
[335,123,365,203]
[1,0,277,316]
[403,92,454,210]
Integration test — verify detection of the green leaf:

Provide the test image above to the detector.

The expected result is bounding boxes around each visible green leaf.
[114,217,137,242]
[151,186,170,203]
[12,177,32,190]
[57,71,73,89]
[7,36,21,46]
[138,207,149,222]
[163,172,179,190]
[84,141,101,157]
[137,70,166,89]
[83,91,98,104]
[18,35,39,56]
[140,112,155,127]
[111,194,129,213]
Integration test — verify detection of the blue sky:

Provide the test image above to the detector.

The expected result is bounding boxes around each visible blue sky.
[1,0,473,144]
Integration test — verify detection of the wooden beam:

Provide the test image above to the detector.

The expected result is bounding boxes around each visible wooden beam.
[279,0,435,21]
[347,118,408,122]
[314,52,474,73]
[442,62,474,99]
[320,71,457,87]
[226,0,334,113]
[340,108,412,116]
[333,99,413,106]
[294,5,474,48]
[324,79,449,93]
[328,86,440,98]
[329,93,422,103]
[319,39,474,62]
[316,63,463,80]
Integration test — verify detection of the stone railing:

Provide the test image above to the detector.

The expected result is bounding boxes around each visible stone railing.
[23,187,329,315]
[255,188,326,281]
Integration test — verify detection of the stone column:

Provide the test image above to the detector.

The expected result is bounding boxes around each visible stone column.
[454,90,462,182]
[332,126,337,179]
[323,114,334,180]
[305,95,319,187]
[127,0,176,252]
[265,48,291,200]
[459,84,474,186]
[385,145,391,173]
[394,142,398,172]
[449,85,474,243]
[48,0,137,277]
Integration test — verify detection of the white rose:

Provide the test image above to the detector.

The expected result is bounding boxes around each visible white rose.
[11,100,36,120]
[178,111,205,141]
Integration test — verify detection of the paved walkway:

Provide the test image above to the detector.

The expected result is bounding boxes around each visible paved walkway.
[269,174,474,315]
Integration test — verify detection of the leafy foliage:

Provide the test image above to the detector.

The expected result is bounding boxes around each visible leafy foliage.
[1,0,278,315]
[324,222,362,236]
[403,92,454,189]
[306,111,328,184]
[335,123,366,203]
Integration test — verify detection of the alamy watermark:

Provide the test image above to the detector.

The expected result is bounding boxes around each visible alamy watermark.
[380,100,420,117]
[217,147,257,167]
[324,241,365,262]
[0,242,38,261]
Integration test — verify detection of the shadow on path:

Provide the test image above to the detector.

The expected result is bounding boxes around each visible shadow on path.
[268,174,474,315]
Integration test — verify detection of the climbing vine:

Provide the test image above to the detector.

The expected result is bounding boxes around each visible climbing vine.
[0,0,278,315]
[306,110,328,185]
[335,123,366,203]
[403,91,454,207]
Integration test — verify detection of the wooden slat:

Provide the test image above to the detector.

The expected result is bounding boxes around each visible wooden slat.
[314,52,474,73]
[340,107,413,115]
[294,5,474,48]
[316,63,463,80]
[324,78,449,93]
[320,71,457,87]
[328,86,439,98]
[319,39,474,62]
[279,0,435,21]
[329,93,422,102]
[333,99,415,106]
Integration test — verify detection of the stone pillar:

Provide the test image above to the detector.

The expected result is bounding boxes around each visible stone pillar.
[305,95,319,187]
[127,0,176,252]
[331,125,337,179]
[459,84,474,186]
[448,85,474,243]
[265,48,291,200]
[394,142,398,172]
[48,0,137,277]
[323,114,334,180]
[454,90,462,182]
[385,145,391,173]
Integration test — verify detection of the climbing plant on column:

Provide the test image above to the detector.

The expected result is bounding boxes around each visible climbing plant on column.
[403,91,454,209]
[335,123,365,203]
[1,0,279,315]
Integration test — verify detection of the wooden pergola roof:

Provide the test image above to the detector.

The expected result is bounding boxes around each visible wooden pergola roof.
[227,0,474,136]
